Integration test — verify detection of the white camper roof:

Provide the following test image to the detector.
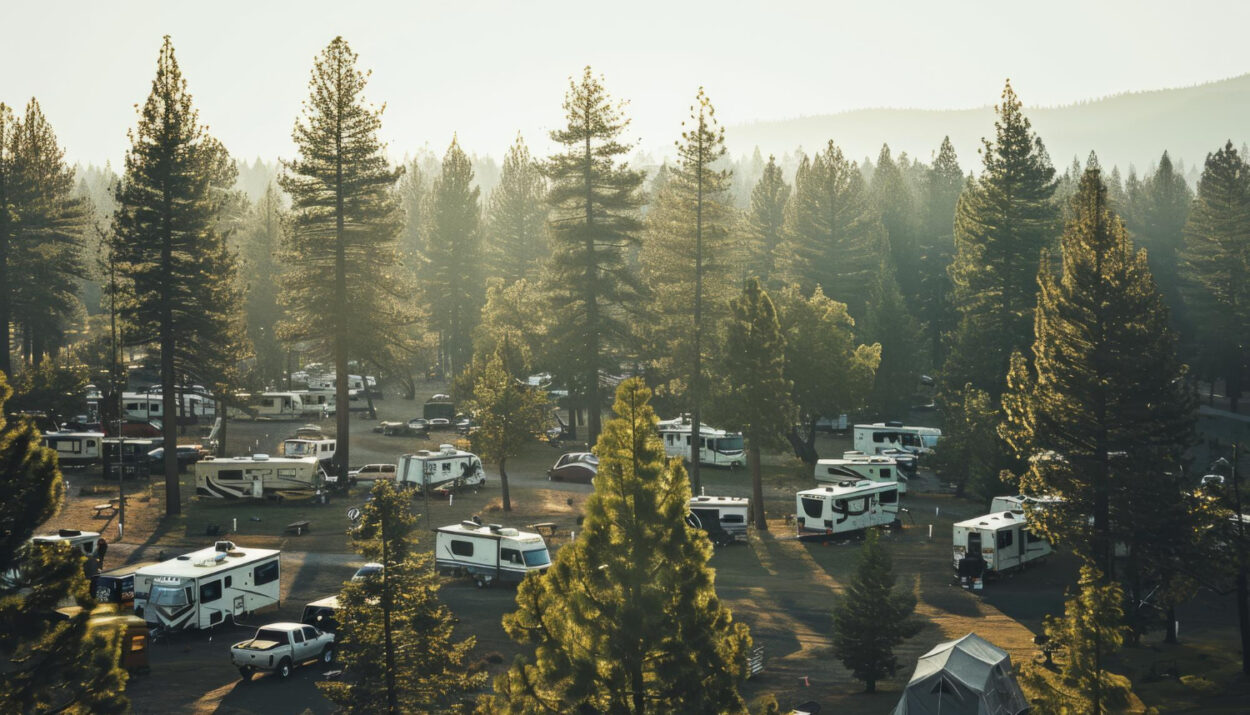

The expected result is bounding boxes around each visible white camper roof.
[688,495,750,509]
[137,542,279,579]
[954,510,1027,533]
[656,416,739,439]
[799,480,898,499]
[855,422,941,434]
[198,455,319,468]
[819,454,897,467]
[892,632,1028,715]
[406,444,477,461]
[436,521,545,545]
[32,529,100,546]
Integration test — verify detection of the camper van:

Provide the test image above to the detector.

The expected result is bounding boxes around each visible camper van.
[397,445,485,492]
[434,521,551,587]
[657,415,745,468]
[953,510,1052,588]
[688,495,750,545]
[816,453,908,494]
[795,480,901,539]
[853,422,941,456]
[194,455,324,498]
[133,541,280,630]
[41,430,104,468]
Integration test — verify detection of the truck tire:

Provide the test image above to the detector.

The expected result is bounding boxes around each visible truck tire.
[321,646,334,664]
[238,666,254,681]
[276,658,292,679]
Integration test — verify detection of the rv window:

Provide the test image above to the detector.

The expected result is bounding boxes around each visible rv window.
[218,470,244,481]
[716,436,744,452]
[151,404,160,413]
[879,489,898,504]
[450,540,474,557]
[200,580,222,603]
[722,514,745,524]
[832,499,847,515]
[224,576,232,588]
[523,549,551,567]
[125,403,139,411]
[55,440,81,454]
[872,432,886,443]
[666,435,674,445]
[845,498,868,516]
[902,433,921,448]
[881,468,891,480]
[1026,530,1045,544]
[800,497,823,519]
[442,463,451,473]
[87,440,97,449]
[254,560,279,585]
[997,530,1014,549]
[277,469,296,479]
[501,548,522,564]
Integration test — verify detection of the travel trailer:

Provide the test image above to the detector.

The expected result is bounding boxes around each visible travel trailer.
[657,415,746,468]
[102,437,156,480]
[795,480,901,539]
[133,541,280,630]
[41,430,104,468]
[122,388,215,424]
[31,529,101,558]
[292,390,334,414]
[817,453,908,494]
[853,422,941,456]
[434,521,551,587]
[547,452,598,484]
[194,455,324,499]
[688,495,750,545]
[252,392,306,420]
[396,445,486,492]
[953,510,1052,588]
[990,494,1065,515]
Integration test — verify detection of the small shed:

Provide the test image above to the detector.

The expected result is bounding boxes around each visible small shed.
[892,633,1029,715]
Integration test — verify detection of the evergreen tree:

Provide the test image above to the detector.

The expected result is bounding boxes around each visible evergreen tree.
[639,87,735,492]
[870,144,920,309]
[1018,566,1132,714]
[473,277,547,375]
[863,258,924,417]
[778,141,882,320]
[395,158,428,275]
[239,183,286,387]
[278,37,410,482]
[739,154,790,288]
[772,284,879,464]
[112,37,241,514]
[542,67,645,445]
[1124,152,1190,331]
[486,134,548,282]
[928,383,1005,499]
[493,378,751,713]
[421,136,484,377]
[469,348,552,511]
[943,81,1059,399]
[320,479,484,713]
[0,372,129,714]
[7,99,89,365]
[830,529,921,694]
[715,279,793,530]
[1001,168,1195,577]
[917,137,962,363]
[1180,141,1250,412]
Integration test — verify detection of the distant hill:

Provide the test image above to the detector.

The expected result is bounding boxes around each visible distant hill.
[726,74,1250,177]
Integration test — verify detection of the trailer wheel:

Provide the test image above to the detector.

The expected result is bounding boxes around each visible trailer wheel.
[321,647,334,664]
[238,666,254,681]
[276,658,292,679]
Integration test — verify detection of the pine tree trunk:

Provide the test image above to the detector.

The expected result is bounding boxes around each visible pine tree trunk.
[161,186,180,515]
[865,676,876,694]
[750,444,766,530]
[500,456,511,512]
[333,106,351,487]
[0,206,9,376]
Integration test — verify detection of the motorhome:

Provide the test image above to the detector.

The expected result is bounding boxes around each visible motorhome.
[688,495,750,544]
[281,435,336,465]
[795,480,901,539]
[41,430,104,468]
[656,415,746,468]
[953,510,1052,588]
[194,455,324,499]
[816,453,908,494]
[396,445,486,492]
[434,521,551,587]
[133,541,280,630]
[853,422,941,456]
[102,437,156,480]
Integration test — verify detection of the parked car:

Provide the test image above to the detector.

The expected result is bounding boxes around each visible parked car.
[301,595,340,633]
[146,444,205,470]
[351,562,383,581]
[231,622,334,680]
[349,464,397,482]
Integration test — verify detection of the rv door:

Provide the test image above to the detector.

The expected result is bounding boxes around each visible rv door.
[967,531,982,556]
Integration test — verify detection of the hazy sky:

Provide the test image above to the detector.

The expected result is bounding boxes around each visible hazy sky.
[7,0,1250,166]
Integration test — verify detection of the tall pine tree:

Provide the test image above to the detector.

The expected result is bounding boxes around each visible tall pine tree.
[486,134,548,282]
[278,37,409,482]
[870,144,920,310]
[239,183,285,386]
[1125,151,1190,336]
[542,67,645,445]
[863,258,924,417]
[494,378,751,712]
[918,136,962,364]
[739,154,790,288]
[112,37,240,514]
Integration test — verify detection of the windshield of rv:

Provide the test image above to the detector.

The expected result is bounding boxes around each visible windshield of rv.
[150,584,189,607]
[921,433,939,449]
[714,436,744,453]
[523,549,551,568]
[285,440,314,457]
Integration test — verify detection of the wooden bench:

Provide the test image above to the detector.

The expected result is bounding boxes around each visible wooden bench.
[93,504,116,517]
[530,522,558,537]
[285,520,311,536]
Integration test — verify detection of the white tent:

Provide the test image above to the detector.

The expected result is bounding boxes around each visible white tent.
[892,633,1029,715]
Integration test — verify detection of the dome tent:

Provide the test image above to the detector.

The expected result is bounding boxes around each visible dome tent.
[892,633,1029,715]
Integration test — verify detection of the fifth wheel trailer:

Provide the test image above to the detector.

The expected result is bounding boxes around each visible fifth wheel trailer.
[816,453,908,494]
[953,510,1052,589]
[795,480,901,540]
[194,455,324,498]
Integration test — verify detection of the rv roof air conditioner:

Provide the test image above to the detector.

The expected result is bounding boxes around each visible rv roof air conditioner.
[215,540,237,552]
[252,454,269,461]
[439,444,456,454]
[460,520,480,530]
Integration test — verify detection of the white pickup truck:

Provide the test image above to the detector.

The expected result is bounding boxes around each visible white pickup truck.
[230,622,335,680]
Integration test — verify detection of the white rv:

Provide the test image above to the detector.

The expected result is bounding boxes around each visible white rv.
[795,480,901,539]
[282,435,336,464]
[252,392,306,420]
[990,494,1065,515]
[31,529,102,558]
[293,390,334,415]
[953,510,1052,588]
[853,422,941,455]
[434,521,551,587]
[688,495,750,544]
[134,541,280,630]
[816,454,908,494]
[397,445,486,492]
[123,388,215,423]
[656,416,745,468]
[41,430,104,468]
[194,455,324,499]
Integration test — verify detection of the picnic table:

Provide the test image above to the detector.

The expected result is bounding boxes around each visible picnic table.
[285,520,311,536]
[93,503,117,517]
